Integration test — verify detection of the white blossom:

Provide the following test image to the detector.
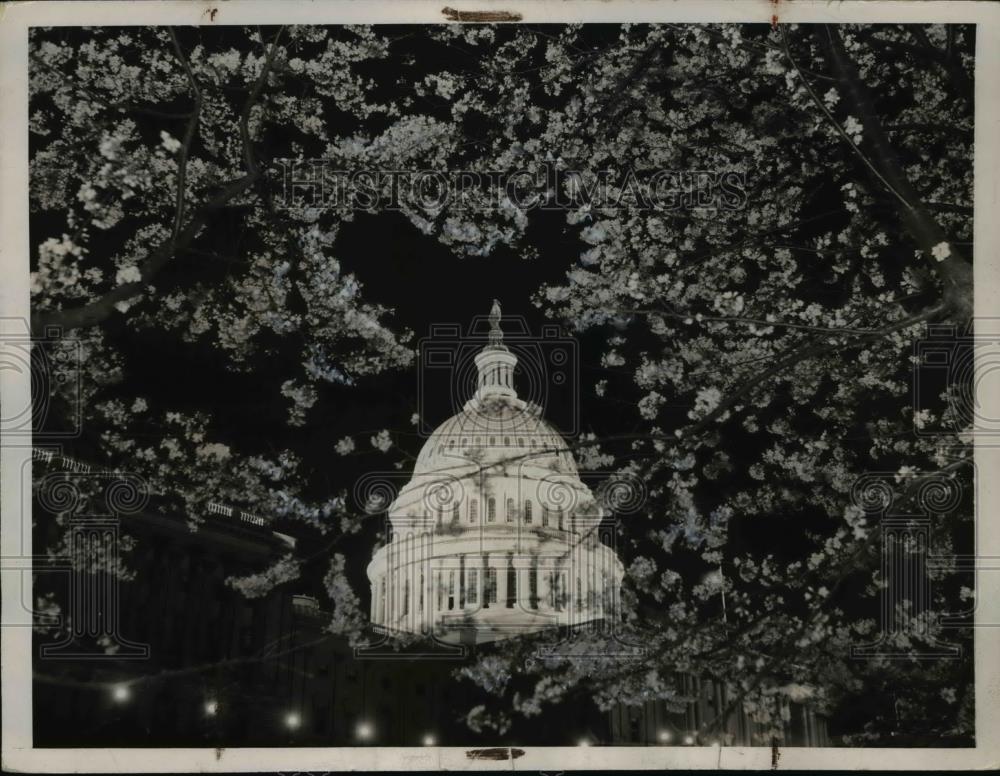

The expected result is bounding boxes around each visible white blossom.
[931,241,951,262]
[370,429,392,452]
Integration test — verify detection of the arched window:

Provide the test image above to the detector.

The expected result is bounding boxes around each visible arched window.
[524,500,533,524]
[449,439,455,449]
[490,436,496,446]
[506,497,515,523]
[452,502,460,523]
[518,438,524,447]
[504,436,511,446]
[487,497,496,523]
[469,498,479,523]
[541,505,550,528]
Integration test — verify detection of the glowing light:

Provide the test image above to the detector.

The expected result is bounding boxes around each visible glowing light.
[204,700,218,716]
[711,740,721,747]
[683,735,695,745]
[285,712,301,730]
[356,721,373,740]
[657,730,673,743]
[111,684,130,703]
[577,739,591,747]
[422,734,436,746]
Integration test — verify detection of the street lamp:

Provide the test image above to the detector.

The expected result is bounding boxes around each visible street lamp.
[657,729,673,743]
[285,712,301,730]
[204,700,218,717]
[356,721,373,741]
[111,684,130,703]
[683,734,695,745]
[422,734,436,746]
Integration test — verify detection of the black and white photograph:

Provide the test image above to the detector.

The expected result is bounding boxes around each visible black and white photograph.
[2,0,999,771]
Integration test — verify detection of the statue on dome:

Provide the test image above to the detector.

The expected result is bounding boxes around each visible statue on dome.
[487,298,505,349]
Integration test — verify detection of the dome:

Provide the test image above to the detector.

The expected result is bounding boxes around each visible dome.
[366,301,625,645]
[413,395,578,478]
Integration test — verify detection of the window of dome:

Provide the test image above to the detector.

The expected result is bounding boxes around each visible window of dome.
[518,438,524,447]
[504,436,510,446]
[451,502,459,523]
[524,500,533,524]
[506,497,515,523]
[469,498,478,523]
[541,505,550,527]
[490,436,496,445]
[487,497,496,523]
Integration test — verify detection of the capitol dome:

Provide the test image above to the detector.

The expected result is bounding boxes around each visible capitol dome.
[367,301,625,645]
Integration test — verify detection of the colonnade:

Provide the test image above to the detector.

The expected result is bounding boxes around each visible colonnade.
[369,530,623,638]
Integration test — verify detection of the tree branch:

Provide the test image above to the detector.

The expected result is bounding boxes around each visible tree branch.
[802,26,972,321]
[31,174,258,334]
[167,29,204,247]
[680,303,945,440]
[240,26,286,179]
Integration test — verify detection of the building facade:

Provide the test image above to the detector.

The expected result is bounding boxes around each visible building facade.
[367,301,626,644]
